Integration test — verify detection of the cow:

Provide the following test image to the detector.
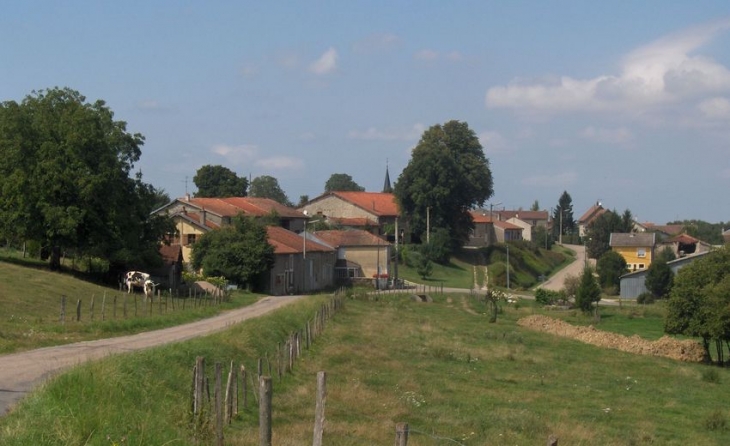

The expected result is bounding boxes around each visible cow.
[143,279,158,301]
[124,271,150,294]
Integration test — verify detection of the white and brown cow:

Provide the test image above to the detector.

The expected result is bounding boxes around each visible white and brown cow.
[143,279,158,301]
[124,271,150,293]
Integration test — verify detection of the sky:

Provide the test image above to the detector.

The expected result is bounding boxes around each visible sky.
[2,1,730,224]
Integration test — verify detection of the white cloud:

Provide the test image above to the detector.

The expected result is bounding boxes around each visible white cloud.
[698,96,730,119]
[478,131,510,154]
[255,156,304,170]
[521,171,578,187]
[580,126,634,144]
[486,19,730,113]
[348,123,426,141]
[211,144,258,165]
[309,47,338,75]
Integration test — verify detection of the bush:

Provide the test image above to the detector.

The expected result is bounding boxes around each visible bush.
[535,288,565,305]
[637,292,656,305]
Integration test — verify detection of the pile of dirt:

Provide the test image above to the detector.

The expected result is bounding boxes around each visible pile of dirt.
[517,315,706,362]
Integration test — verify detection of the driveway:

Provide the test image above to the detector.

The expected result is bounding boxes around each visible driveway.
[0,295,305,416]
[536,244,588,291]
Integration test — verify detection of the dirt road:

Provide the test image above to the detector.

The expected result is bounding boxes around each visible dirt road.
[0,294,305,415]
[536,244,588,291]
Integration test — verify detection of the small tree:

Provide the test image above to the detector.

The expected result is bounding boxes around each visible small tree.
[416,253,433,280]
[324,173,365,192]
[191,216,274,289]
[596,250,627,292]
[575,266,601,313]
[562,273,580,300]
[645,258,674,298]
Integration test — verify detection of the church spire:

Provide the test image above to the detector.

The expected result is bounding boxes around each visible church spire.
[383,160,393,193]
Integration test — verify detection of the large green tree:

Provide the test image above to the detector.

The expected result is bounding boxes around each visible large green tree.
[665,246,730,363]
[585,210,623,259]
[394,120,493,252]
[324,173,365,192]
[191,216,274,288]
[645,257,674,298]
[249,175,292,206]
[193,165,248,198]
[0,87,171,271]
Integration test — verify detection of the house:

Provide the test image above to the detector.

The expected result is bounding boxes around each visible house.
[493,210,549,242]
[265,226,335,295]
[154,195,309,263]
[657,233,712,258]
[642,223,685,240]
[147,244,184,290]
[299,191,400,237]
[577,202,607,237]
[466,211,524,246]
[620,251,710,299]
[467,211,496,247]
[609,232,656,272]
[309,229,391,284]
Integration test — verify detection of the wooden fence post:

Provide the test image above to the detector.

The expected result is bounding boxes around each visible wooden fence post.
[90,295,95,321]
[193,356,205,416]
[259,376,272,446]
[76,299,82,322]
[225,361,235,424]
[60,295,66,324]
[395,422,409,446]
[312,371,327,446]
[215,362,224,446]
[240,365,248,409]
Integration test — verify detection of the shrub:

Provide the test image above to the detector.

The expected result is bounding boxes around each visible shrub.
[535,288,565,305]
[703,410,727,431]
[637,292,655,305]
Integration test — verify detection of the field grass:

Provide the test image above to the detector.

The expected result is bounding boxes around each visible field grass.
[0,260,263,354]
[2,292,728,445]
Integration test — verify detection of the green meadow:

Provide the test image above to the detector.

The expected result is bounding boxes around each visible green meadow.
[1,291,728,445]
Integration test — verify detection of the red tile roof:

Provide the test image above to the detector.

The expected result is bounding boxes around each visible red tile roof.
[329,192,399,217]
[159,244,182,264]
[669,233,699,244]
[496,210,549,221]
[312,229,389,247]
[185,197,305,218]
[493,220,522,230]
[469,210,495,224]
[644,223,685,236]
[578,204,607,224]
[266,226,333,255]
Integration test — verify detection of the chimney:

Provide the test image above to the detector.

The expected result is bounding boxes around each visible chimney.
[201,208,207,226]
[185,193,190,202]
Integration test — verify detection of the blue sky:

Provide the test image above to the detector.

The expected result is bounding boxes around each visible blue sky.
[3,1,730,224]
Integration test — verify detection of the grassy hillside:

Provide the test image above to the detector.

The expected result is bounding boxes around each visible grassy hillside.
[397,243,573,290]
[0,260,261,354]
[1,293,727,445]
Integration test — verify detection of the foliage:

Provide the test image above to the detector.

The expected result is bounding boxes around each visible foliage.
[665,246,730,363]
[532,225,554,250]
[394,120,493,250]
[420,227,452,264]
[415,252,433,279]
[637,292,656,305]
[552,191,575,239]
[657,246,677,262]
[530,200,540,211]
[297,195,309,207]
[535,288,566,305]
[191,216,274,288]
[249,175,292,206]
[645,258,674,298]
[585,209,626,259]
[0,87,171,272]
[562,273,581,299]
[193,164,248,198]
[596,250,627,289]
[575,266,601,313]
[667,219,726,245]
[324,173,365,192]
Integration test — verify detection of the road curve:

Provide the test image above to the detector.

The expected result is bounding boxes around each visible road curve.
[0,294,305,416]
[536,244,588,291]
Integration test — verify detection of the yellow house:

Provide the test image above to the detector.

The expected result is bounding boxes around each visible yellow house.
[609,232,656,272]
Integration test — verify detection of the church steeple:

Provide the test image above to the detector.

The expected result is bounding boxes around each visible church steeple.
[383,160,393,193]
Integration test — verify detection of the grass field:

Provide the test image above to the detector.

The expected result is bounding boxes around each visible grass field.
[0,260,262,354]
[1,292,728,445]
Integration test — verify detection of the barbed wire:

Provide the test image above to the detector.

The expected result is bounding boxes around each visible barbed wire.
[408,427,467,445]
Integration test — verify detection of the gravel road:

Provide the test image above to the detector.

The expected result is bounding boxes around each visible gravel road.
[0,294,305,416]
[536,244,588,291]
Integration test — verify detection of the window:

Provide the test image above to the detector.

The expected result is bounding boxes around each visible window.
[187,234,197,245]
[637,248,646,258]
